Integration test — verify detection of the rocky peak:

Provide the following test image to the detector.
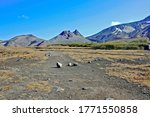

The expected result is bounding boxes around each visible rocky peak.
[60,30,71,35]
[59,30,75,39]
[73,29,82,36]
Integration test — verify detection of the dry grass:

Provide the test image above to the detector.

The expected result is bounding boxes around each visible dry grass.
[0,85,12,91]
[0,70,14,81]
[106,63,150,87]
[0,46,48,61]
[1,46,150,88]
[42,46,150,87]
[44,46,150,62]
[26,81,52,93]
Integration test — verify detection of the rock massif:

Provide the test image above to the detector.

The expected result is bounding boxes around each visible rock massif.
[87,15,150,42]
[49,30,91,44]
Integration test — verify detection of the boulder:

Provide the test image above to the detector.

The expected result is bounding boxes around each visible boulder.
[56,62,62,68]
[68,63,73,66]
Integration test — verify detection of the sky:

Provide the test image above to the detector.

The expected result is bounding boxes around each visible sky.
[0,0,150,40]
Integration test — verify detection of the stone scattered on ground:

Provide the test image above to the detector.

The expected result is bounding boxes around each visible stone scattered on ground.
[68,63,73,66]
[88,61,92,64]
[73,63,78,66]
[56,62,62,68]
[55,86,65,92]
[68,62,78,67]
[0,50,150,100]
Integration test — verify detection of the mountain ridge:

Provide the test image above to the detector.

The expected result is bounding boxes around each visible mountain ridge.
[87,15,150,42]
[0,15,150,46]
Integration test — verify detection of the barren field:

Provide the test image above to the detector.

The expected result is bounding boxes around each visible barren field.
[0,46,150,100]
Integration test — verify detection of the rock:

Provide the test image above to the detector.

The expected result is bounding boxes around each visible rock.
[88,61,92,64]
[45,53,51,57]
[16,58,22,62]
[73,63,78,66]
[69,79,73,82]
[68,62,78,67]
[56,62,62,68]
[56,87,64,92]
[81,87,88,90]
[142,87,149,94]
[48,78,51,82]
[68,63,73,67]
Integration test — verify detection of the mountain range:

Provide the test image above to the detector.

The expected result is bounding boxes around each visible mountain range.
[0,15,150,46]
[87,15,150,42]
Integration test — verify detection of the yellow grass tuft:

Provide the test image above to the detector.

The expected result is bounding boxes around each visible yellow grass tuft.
[0,70,14,80]
[26,81,52,93]
[0,85,12,91]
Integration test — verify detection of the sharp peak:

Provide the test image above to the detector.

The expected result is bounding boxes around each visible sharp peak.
[59,30,72,35]
[73,29,79,32]
[73,29,82,36]
[59,29,82,35]
[61,30,71,32]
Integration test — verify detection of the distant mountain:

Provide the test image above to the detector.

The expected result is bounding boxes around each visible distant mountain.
[49,30,91,44]
[0,34,48,47]
[87,15,150,42]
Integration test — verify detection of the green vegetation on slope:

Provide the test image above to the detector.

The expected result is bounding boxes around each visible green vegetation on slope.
[64,38,149,50]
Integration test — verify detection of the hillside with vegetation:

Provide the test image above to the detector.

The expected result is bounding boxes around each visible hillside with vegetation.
[63,38,149,50]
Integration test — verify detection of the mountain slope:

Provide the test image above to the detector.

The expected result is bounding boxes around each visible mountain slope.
[49,30,91,44]
[1,34,48,47]
[87,15,150,42]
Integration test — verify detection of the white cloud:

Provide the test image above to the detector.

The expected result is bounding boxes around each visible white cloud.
[18,15,30,20]
[111,21,121,26]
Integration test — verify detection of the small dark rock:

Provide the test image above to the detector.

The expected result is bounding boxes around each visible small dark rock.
[88,61,92,64]
[45,53,51,57]
[69,80,73,82]
[16,58,22,62]
[73,63,78,66]
[82,88,87,90]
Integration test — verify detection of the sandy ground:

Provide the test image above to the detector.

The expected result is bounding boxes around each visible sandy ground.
[0,50,150,100]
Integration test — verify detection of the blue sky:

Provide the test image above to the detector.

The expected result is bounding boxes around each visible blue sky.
[0,0,150,40]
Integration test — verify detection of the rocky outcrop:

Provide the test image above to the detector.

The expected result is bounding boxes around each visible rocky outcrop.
[49,30,91,44]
